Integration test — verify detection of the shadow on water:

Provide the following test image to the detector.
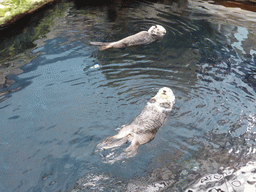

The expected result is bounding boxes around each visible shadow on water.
[0,0,256,191]
[0,1,71,100]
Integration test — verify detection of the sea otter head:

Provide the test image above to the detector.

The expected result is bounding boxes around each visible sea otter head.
[149,87,175,110]
[148,25,166,37]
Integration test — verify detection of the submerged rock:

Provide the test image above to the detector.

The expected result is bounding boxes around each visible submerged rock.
[186,161,256,192]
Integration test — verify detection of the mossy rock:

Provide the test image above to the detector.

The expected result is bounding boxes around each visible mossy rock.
[0,0,55,27]
[0,7,11,17]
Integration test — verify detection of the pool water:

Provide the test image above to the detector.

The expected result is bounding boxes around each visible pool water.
[0,0,256,191]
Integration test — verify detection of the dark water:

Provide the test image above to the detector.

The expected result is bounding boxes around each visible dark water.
[0,0,256,191]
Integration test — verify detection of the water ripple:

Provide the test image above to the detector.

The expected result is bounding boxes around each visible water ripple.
[1,1,256,191]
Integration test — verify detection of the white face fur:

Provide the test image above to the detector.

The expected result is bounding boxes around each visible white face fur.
[153,87,175,104]
[148,25,166,37]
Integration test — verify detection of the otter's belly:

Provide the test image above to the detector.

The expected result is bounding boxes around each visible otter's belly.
[131,105,167,134]
[120,32,156,47]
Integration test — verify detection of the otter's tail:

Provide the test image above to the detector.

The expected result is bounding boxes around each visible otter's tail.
[97,136,129,150]
[90,42,112,51]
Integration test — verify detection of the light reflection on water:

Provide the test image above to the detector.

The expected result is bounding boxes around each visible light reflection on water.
[0,0,256,191]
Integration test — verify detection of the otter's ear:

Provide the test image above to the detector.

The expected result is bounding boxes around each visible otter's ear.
[149,98,157,103]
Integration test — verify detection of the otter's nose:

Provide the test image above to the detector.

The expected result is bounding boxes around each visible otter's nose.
[163,90,166,94]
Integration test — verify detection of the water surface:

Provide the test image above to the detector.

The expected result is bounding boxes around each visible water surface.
[0,0,256,191]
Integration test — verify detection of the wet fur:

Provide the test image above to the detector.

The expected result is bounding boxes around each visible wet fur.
[97,87,175,159]
[90,25,166,51]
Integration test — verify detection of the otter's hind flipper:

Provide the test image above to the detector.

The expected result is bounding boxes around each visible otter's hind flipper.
[99,44,112,51]
[125,140,140,158]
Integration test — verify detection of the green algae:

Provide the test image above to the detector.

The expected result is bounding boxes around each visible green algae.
[0,0,55,26]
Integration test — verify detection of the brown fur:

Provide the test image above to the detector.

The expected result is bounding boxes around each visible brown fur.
[97,87,175,159]
[90,25,166,51]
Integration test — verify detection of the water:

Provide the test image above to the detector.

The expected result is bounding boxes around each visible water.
[0,0,256,191]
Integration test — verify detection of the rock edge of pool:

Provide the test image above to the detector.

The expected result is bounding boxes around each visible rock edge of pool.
[0,0,56,28]
[1,0,256,28]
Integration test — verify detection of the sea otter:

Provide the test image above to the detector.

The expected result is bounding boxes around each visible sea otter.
[97,87,175,159]
[90,25,166,51]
